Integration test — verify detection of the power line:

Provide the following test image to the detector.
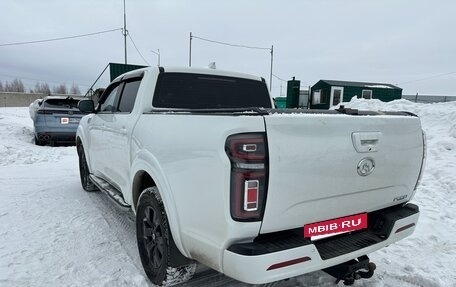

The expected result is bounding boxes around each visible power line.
[128,33,150,66]
[272,74,311,87]
[192,35,271,51]
[190,33,274,91]
[398,72,456,85]
[0,28,123,47]
[272,74,287,82]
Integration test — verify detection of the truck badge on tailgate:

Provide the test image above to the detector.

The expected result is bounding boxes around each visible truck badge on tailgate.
[357,158,375,176]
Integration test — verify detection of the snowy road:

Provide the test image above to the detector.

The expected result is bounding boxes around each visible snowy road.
[0,99,455,286]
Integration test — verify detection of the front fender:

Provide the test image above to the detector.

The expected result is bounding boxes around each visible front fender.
[130,149,188,257]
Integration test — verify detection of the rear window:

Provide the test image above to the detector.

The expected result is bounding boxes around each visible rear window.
[43,99,80,109]
[152,73,272,109]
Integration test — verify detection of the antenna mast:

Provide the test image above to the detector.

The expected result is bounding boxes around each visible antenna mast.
[123,0,128,64]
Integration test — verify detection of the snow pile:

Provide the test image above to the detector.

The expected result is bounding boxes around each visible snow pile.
[1,101,455,286]
[0,108,74,166]
[328,97,456,286]
[365,85,394,89]
[0,108,149,287]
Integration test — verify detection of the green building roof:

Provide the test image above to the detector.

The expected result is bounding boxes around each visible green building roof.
[317,80,401,90]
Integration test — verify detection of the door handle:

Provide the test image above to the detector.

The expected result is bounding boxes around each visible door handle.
[352,132,382,153]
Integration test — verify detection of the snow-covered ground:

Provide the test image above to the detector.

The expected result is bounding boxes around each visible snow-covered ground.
[0,99,455,287]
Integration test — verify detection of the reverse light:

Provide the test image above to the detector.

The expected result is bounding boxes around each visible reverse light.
[244,180,259,211]
[226,133,268,221]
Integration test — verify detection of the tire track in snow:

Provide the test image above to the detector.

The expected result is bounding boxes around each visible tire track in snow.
[85,191,285,287]
[86,191,147,275]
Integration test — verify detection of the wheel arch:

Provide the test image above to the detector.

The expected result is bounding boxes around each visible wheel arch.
[132,170,156,211]
[131,152,189,258]
[76,135,92,170]
[76,136,82,151]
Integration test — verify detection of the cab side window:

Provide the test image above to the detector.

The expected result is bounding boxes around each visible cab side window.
[99,84,121,112]
[117,79,141,113]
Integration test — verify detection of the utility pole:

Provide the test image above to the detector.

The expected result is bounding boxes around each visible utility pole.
[123,0,128,64]
[189,32,192,67]
[269,45,273,92]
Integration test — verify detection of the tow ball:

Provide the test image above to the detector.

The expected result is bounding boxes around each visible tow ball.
[323,255,376,286]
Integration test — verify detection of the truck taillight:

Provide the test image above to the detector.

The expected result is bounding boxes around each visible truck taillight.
[414,130,427,191]
[226,133,268,221]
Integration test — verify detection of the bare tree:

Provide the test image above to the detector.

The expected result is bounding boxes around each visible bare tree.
[69,83,81,95]
[53,83,68,95]
[4,78,25,92]
[0,81,3,92]
[33,82,51,95]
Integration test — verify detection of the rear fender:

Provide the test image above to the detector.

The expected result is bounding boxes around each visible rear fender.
[130,150,188,257]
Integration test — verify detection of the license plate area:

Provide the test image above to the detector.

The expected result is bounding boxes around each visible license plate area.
[69,118,80,124]
[61,117,80,124]
[304,213,367,240]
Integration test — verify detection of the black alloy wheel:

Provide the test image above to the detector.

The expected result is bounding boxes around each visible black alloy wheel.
[143,205,166,269]
[136,187,196,286]
[136,187,169,285]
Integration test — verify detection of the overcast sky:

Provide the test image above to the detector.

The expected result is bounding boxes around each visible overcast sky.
[1,0,455,96]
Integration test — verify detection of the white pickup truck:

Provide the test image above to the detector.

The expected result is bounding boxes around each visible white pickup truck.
[76,67,425,286]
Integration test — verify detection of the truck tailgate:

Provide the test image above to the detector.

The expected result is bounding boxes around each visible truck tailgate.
[260,113,423,234]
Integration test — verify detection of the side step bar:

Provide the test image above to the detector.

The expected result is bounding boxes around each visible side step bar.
[89,175,131,209]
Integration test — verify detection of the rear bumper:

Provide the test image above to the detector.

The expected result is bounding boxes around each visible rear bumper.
[36,131,77,144]
[222,203,419,284]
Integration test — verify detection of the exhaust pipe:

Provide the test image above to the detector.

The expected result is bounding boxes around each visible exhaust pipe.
[38,134,51,142]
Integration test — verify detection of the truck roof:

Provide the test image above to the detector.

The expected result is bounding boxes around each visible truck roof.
[115,66,264,83]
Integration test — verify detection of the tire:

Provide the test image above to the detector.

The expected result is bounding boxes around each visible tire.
[77,145,98,192]
[136,187,196,286]
[35,136,45,146]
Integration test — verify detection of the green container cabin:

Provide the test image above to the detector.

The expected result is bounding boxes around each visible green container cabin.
[109,63,147,81]
[286,78,300,108]
[274,97,287,108]
[309,80,402,110]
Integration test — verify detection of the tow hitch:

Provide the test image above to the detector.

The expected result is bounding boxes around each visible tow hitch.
[323,255,376,286]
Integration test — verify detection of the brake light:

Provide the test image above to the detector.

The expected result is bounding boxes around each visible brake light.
[36,109,53,114]
[226,133,268,221]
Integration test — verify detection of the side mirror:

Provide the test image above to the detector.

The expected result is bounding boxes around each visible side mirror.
[78,100,95,113]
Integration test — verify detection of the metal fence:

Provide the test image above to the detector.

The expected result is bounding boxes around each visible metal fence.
[402,94,456,103]
[0,92,84,107]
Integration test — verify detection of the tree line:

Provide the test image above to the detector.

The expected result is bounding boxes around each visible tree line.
[0,78,81,95]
